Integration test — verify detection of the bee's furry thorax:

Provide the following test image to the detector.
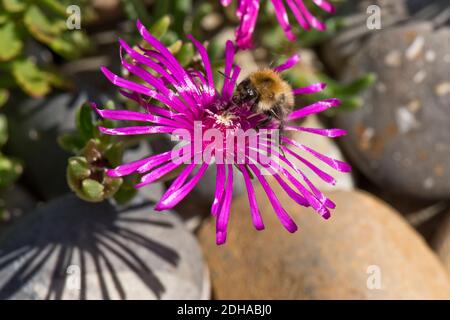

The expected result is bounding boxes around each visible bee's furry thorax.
[248,69,294,112]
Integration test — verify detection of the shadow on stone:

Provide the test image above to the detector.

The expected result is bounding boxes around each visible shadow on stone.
[0,195,181,300]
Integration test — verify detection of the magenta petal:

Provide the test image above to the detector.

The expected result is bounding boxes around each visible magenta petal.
[292,82,326,95]
[92,103,154,122]
[119,58,187,113]
[251,144,333,217]
[120,39,198,109]
[90,102,182,128]
[136,20,201,100]
[186,35,216,99]
[239,164,264,230]
[286,0,310,30]
[211,164,226,216]
[221,0,232,6]
[283,137,352,173]
[295,0,326,30]
[223,40,235,80]
[106,155,162,178]
[249,164,298,233]
[118,38,196,107]
[235,0,260,49]
[101,66,189,115]
[156,163,197,208]
[222,65,241,101]
[216,231,227,245]
[285,125,347,138]
[216,164,234,245]
[135,157,189,188]
[270,0,296,41]
[101,66,156,98]
[155,163,209,210]
[312,0,336,13]
[282,145,336,185]
[118,90,176,118]
[273,172,310,206]
[287,98,341,121]
[221,40,238,99]
[118,39,176,85]
[273,54,300,73]
[98,125,174,135]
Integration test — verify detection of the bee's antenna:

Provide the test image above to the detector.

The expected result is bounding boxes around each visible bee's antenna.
[217,70,232,81]
[270,109,281,120]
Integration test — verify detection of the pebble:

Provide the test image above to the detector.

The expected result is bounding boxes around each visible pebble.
[198,186,450,299]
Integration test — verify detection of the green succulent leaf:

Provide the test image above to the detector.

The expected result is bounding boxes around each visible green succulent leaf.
[49,30,90,59]
[58,132,85,154]
[81,179,105,202]
[104,143,123,167]
[2,0,26,13]
[11,58,51,97]
[122,0,151,26]
[102,175,123,199]
[0,114,8,147]
[0,21,23,61]
[160,30,178,46]
[191,2,213,37]
[114,176,138,205]
[76,103,95,141]
[24,5,66,45]
[152,0,170,20]
[168,39,182,55]
[149,15,171,39]
[43,68,73,90]
[67,156,91,180]
[173,0,192,34]
[176,42,194,67]
[0,89,9,107]
[333,73,377,96]
[295,18,343,47]
[0,12,8,25]
[40,0,68,17]
[0,155,22,189]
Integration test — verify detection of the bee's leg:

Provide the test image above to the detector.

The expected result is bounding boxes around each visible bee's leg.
[275,121,287,157]
[279,132,286,158]
[271,105,287,157]
[258,112,273,128]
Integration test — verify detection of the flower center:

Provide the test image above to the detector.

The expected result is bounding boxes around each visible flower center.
[214,110,238,128]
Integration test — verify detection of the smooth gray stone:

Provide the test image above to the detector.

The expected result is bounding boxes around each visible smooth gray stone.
[0,194,209,300]
[321,0,449,74]
[4,93,85,199]
[334,23,450,198]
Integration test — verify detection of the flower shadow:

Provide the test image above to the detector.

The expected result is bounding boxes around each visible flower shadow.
[0,195,180,300]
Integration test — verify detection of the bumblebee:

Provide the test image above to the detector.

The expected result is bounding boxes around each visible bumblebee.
[232,69,294,128]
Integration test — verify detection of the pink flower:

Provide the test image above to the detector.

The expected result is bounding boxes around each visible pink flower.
[221,0,336,49]
[93,21,350,245]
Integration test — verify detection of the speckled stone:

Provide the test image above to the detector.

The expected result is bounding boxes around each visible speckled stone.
[334,23,450,199]
[0,194,209,300]
[198,185,450,299]
[321,0,448,74]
